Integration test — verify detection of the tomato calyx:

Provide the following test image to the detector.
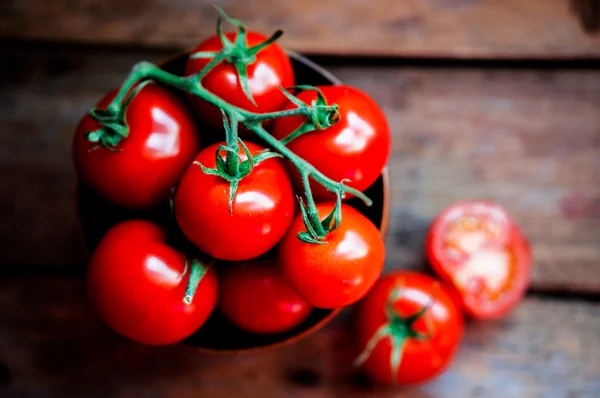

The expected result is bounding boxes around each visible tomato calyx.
[189,6,283,106]
[182,258,210,305]
[354,286,432,384]
[278,86,340,145]
[297,180,346,244]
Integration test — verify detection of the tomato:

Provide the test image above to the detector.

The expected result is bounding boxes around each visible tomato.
[271,85,391,201]
[218,257,312,334]
[86,220,218,345]
[426,200,532,320]
[354,271,463,385]
[174,141,295,261]
[73,83,200,210]
[278,203,385,308]
[184,31,294,131]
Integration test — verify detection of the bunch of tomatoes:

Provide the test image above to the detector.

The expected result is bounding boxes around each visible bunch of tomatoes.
[71,8,532,388]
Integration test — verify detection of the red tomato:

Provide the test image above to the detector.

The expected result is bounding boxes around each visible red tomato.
[354,271,463,385]
[218,258,312,334]
[271,85,391,200]
[278,203,385,308]
[73,83,200,210]
[426,200,532,320]
[184,31,294,130]
[174,141,295,261]
[86,220,218,345]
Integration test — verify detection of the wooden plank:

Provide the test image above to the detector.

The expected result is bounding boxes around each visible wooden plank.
[0,44,599,293]
[0,278,599,397]
[1,0,600,58]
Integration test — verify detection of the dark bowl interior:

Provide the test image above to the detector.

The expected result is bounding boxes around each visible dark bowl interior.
[76,51,390,354]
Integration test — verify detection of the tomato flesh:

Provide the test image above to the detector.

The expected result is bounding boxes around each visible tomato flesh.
[426,200,532,319]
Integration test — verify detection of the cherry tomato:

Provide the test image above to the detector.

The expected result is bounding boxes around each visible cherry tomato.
[426,200,532,320]
[271,85,391,200]
[73,83,200,210]
[218,258,312,334]
[354,271,463,385]
[278,203,385,308]
[174,141,295,261]
[86,220,218,345]
[184,31,294,131]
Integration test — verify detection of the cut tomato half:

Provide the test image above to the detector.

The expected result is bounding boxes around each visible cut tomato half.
[426,200,532,319]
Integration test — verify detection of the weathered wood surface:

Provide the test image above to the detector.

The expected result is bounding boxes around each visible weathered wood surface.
[0,278,599,397]
[1,0,600,58]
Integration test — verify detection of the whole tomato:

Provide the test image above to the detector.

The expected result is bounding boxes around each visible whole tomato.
[86,220,218,345]
[354,271,463,385]
[218,257,312,334]
[271,85,391,201]
[73,83,200,210]
[278,203,385,308]
[426,200,532,320]
[185,31,294,131]
[174,141,295,261]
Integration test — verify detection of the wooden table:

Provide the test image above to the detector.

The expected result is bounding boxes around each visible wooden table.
[1,1,599,397]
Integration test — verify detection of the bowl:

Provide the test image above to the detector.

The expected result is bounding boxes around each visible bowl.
[76,50,390,354]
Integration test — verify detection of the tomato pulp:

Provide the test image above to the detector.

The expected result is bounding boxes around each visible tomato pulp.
[426,200,532,319]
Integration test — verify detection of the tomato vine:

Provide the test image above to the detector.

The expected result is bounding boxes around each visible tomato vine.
[83,7,372,244]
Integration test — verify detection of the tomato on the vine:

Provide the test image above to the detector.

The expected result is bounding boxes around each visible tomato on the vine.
[174,141,295,261]
[184,31,294,131]
[354,271,463,385]
[86,220,218,345]
[218,258,312,334]
[278,203,384,309]
[271,85,391,201]
[426,200,532,320]
[73,82,200,210]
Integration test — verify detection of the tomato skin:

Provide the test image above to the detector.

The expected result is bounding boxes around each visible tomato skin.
[426,200,532,320]
[218,258,312,334]
[271,85,391,200]
[278,203,385,309]
[86,220,218,345]
[354,271,464,385]
[174,141,295,261]
[73,83,200,210]
[185,31,295,131]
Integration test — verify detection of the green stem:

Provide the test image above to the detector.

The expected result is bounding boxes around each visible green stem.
[183,258,209,305]
[300,171,326,237]
[225,113,240,176]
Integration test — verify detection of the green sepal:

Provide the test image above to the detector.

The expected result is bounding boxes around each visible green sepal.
[228,179,239,215]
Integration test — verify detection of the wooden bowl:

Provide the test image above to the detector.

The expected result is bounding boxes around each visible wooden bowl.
[76,51,390,354]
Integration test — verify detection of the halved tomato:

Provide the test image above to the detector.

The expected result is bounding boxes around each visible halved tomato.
[426,200,532,319]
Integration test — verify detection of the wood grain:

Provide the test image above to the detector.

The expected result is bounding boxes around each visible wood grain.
[0,44,599,293]
[0,277,599,397]
[1,0,600,58]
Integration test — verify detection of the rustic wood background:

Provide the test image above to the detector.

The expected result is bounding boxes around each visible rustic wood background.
[1,0,600,397]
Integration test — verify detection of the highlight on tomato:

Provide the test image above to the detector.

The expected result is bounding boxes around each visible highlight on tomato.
[174,141,295,261]
[353,271,464,385]
[271,85,391,201]
[73,82,200,210]
[426,200,532,320]
[278,202,385,309]
[86,220,218,345]
[218,257,312,335]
